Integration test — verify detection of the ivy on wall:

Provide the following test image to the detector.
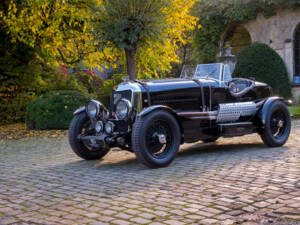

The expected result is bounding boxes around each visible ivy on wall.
[192,0,300,63]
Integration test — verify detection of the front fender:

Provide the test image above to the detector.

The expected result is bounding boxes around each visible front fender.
[138,105,177,118]
[74,106,86,115]
[258,97,284,125]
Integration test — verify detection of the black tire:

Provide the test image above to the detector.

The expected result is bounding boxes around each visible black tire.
[132,110,181,168]
[69,112,110,160]
[202,137,219,143]
[260,101,291,147]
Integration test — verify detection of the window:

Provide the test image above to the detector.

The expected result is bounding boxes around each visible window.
[294,23,300,84]
[223,64,232,82]
[223,26,252,55]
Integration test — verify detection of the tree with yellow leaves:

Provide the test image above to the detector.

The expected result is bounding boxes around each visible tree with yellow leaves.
[93,0,198,79]
[3,0,115,69]
[3,0,198,79]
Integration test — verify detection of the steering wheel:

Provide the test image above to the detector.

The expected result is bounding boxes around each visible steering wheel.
[228,78,255,98]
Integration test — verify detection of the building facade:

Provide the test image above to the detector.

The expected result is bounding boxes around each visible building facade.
[220,8,300,103]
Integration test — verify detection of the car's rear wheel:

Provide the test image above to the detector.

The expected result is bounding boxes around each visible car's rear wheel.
[132,110,181,168]
[260,101,291,147]
[69,112,110,160]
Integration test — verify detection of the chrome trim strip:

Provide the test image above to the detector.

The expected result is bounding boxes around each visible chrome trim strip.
[176,111,218,117]
[177,111,218,120]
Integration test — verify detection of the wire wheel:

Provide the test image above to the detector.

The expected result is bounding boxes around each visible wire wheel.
[132,110,181,168]
[69,112,110,160]
[260,101,291,147]
[145,120,172,159]
[270,110,287,138]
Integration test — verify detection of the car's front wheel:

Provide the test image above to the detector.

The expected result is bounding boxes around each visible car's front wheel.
[69,112,110,160]
[260,101,291,147]
[132,110,181,168]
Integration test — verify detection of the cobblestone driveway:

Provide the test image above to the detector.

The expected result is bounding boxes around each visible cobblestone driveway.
[0,127,299,225]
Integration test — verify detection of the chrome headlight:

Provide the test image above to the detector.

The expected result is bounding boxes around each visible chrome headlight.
[95,121,103,133]
[115,99,132,120]
[105,121,115,134]
[86,100,100,119]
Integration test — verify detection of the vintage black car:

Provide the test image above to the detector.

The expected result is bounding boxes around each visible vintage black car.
[69,63,291,168]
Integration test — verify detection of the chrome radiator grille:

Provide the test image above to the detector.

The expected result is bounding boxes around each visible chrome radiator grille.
[216,102,257,123]
[113,90,132,104]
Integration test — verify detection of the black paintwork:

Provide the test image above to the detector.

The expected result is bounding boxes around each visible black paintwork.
[137,79,270,111]
[130,78,271,142]
[74,74,283,151]
[77,77,272,144]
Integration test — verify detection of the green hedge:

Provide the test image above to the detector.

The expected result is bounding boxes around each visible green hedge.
[289,106,300,117]
[26,90,91,130]
[232,43,292,98]
[0,93,35,125]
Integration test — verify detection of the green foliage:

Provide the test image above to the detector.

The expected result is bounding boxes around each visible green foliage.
[0,93,35,126]
[97,0,166,51]
[0,24,42,125]
[289,106,300,116]
[93,0,197,79]
[3,0,101,68]
[97,73,124,107]
[0,17,89,125]
[26,91,91,130]
[193,0,300,63]
[233,43,292,98]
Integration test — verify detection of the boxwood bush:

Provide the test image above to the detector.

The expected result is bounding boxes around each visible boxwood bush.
[232,42,292,98]
[0,93,35,125]
[26,90,91,130]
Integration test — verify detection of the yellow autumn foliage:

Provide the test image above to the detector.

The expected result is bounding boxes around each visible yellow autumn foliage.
[3,0,198,77]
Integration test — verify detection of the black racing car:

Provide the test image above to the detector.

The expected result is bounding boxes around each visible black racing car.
[69,63,291,168]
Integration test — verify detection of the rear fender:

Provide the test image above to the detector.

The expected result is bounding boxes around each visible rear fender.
[258,97,284,125]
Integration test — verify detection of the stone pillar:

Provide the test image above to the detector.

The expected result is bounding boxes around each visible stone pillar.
[218,46,237,73]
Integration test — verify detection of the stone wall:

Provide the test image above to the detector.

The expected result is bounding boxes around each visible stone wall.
[226,9,300,103]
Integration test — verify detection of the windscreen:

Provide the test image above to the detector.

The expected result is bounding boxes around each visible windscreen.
[194,63,221,80]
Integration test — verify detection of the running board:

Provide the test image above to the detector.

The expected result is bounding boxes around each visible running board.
[218,122,254,137]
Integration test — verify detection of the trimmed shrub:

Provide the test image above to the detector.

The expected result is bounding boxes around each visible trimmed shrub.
[0,93,35,125]
[26,91,91,130]
[232,42,292,98]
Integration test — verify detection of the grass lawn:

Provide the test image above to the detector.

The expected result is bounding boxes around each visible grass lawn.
[288,106,300,117]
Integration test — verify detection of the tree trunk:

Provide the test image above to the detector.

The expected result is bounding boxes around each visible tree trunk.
[125,48,137,80]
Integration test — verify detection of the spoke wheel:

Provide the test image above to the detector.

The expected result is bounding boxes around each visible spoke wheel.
[270,110,287,138]
[80,121,99,151]
[132,110,181,168]
[145,120,172,159]
[69,112,110,160]
[260,101,291,147]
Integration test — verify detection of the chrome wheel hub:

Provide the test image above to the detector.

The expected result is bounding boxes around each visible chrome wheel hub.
[158,134,167,144]
[277,120,284,128]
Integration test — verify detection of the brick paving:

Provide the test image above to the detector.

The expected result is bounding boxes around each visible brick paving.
[0,127,299,225]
